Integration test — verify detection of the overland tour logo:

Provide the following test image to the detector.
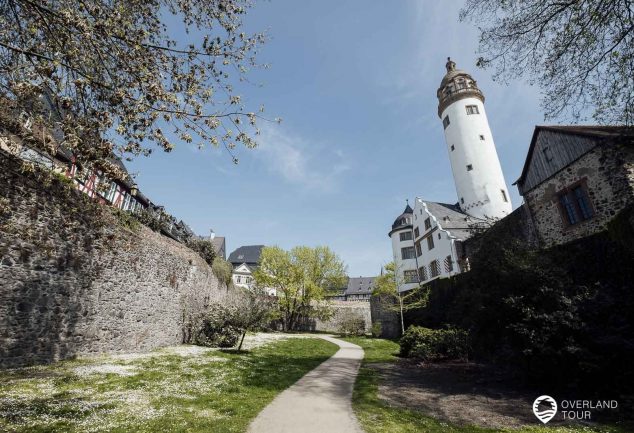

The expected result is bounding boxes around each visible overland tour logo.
[533,395,558,424]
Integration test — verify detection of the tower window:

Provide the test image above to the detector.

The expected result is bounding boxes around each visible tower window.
[460,197,464,204]
[401,246,415,260]
[450,144,455,151]
[466,105,479,115]
[479,135,485,140]
[443,115,450,129]
[399,231,412,241]
[501,189,508,203]
[466,164,473,171]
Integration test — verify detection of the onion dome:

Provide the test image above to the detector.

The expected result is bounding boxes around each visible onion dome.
[437,57,484,117]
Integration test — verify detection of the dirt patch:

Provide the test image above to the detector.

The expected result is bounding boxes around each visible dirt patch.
[372,361,570,429]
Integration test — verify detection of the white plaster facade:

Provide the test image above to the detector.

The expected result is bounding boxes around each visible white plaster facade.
[411,199,472,285]
[388,205,419,293]
[439,59,512,220]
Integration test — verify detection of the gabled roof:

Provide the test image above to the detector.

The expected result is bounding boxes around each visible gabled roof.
[344,276,377,296]
[417,200,485,240]
[233,263,255,274]
[228,245,264,265]
[515,125,634,188]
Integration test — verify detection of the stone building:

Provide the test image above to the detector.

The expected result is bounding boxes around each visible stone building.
[514,125,634,247]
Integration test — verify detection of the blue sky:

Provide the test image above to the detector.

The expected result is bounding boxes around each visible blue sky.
[128,1,544,276]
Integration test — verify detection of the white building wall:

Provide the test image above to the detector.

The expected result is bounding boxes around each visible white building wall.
[441,97,512,220]
[390,227,419,293]
[412,199,463,285]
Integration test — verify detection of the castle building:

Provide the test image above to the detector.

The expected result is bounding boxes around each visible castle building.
[390,58,511,291]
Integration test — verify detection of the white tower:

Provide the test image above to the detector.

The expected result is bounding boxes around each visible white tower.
[437,58,512,220]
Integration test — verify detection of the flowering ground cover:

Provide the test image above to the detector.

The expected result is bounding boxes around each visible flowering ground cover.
[0,334,337,433]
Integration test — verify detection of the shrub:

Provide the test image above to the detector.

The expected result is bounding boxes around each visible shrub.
[371,321,382,338]
[195,316,240,348]
[212,257,234,287]
[186,238,216,266]
[399,326,469,361]
[339,314,367,336]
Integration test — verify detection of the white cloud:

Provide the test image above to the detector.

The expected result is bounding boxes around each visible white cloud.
[254,124,350,193]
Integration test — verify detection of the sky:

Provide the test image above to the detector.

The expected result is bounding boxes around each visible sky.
[127,1,545,276]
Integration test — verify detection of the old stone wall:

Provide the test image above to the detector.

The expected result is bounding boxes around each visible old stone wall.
[0,150,225,368]
[524,144,634,247]
[300,301,372,334]
[370,295,401,339]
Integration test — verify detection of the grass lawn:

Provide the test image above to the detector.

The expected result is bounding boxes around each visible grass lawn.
[0,335,337,433]
[342,337,629,433]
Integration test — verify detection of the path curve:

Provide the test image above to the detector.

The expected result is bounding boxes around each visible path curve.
[247,335,365,433]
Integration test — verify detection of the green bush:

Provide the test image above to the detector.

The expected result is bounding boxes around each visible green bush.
[399,326,469,361]
[339,314,367,336]
[212,257,234,287]
[371,321,382,338]
[186,238,216,266]
[195,317,240,348]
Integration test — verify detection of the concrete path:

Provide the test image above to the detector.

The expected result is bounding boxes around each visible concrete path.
[247,335,365,433]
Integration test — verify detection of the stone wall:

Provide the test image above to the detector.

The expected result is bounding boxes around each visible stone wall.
[524,144,634,247]
[301,301,372,334]
[0,151,225,368]
[370,295,401,339]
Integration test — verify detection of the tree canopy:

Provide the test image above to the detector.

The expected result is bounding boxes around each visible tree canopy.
[0,0,268,178]
[461,0,634,125]
[254,245,347,331]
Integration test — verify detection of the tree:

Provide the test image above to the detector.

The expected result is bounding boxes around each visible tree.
[229,287,277,351]
[461,0,634,125]
[0,0,270,179]
[254,245,347,331]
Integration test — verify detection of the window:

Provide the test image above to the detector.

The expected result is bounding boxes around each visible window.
[443,115,450,129]
[401,246,415,260]
[430,260,440,277]
[426,235,435,250]
[415,241,422,257]
[418,266,428,281]
[444,255,454,272]
[466,105,479,115]
[501,189,508,203]
[399,231,412,241]
[105,182,117,202]
[479,135,485,140]
[404,270,419,284]
[557,182,594,226]
[414,227,420,238]
[466,164,473,171]
[438,233,441,240]
[450,144,455,151]
[460,197,464,204]
[424,218,431,230]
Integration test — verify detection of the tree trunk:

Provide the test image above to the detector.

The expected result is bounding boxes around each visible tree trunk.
[238,330,247,351]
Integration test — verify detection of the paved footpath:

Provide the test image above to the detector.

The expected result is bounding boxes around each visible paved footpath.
[247,335,365,433]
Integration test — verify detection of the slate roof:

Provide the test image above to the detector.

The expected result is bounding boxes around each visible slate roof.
[419,200,486,240]
[515,125,634,187]
[228,245,264,266]
[344,277,377,296]
[389,203,414,236]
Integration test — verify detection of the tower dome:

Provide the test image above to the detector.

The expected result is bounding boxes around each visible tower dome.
[436,58,512,220]
[390,203,413,233]
[437,57,484,118]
